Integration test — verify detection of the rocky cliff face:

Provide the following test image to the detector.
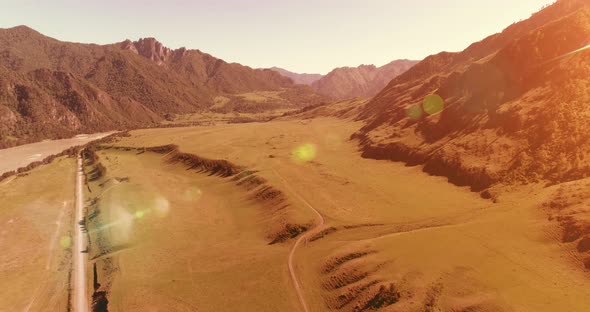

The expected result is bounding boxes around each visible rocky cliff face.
[121,38,174,65]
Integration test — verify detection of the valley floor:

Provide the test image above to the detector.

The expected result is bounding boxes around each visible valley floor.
[1,117,590,311]
[109,117,590,311]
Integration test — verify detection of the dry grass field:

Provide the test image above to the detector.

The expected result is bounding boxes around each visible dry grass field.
[105,116,590,311]
[3,116,590,311]
[161,110,291,126]
[0,157,76,311]
[82,148,310,311]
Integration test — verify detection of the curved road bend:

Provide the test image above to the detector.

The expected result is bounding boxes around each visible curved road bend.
[272,169,325,312]
[74,155,89,312]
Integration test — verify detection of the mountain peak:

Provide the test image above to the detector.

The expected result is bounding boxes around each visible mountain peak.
[8,25,35,31]
[121,37,173,65]
[0,25,43,38]
[311,60,418,100]
[358,64,377,70]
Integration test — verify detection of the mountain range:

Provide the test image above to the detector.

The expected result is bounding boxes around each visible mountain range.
[0,25,420,148]
[4,0,589,186]
[269,67,323,85]
[311,60,418,100]
[0,26,328,148]
[354,0,590,191]
[270,60,418,100]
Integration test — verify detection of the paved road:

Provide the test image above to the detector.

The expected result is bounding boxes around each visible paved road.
[74,155,89,312]
[273,168,325,312]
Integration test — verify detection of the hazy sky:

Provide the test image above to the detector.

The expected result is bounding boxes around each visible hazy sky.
[2,0,555,74]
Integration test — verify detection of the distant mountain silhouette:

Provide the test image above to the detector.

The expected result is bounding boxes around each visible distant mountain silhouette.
[311,60,418,100]
[269,67,323,85]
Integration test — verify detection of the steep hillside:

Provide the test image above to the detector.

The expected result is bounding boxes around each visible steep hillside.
[354,0,590,192]
[312,60,417,100]
[0,26,322,148]
[270,67,324,85]
[0,63,161,147]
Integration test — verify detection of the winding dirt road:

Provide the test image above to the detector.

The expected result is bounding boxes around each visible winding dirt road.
[273,169,325,312]
[74,155,89,312]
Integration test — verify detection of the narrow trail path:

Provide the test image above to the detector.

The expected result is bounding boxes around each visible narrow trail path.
[272,168,325,312]
[74,155,88,312]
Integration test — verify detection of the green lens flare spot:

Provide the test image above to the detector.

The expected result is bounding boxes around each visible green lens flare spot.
[292,143,317,163]
[135,210,145,219]
[406,104,423,120]
[59,236,72,249]
[423,94,444,115]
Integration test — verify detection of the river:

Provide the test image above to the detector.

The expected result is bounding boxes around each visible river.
[0,132,114,175]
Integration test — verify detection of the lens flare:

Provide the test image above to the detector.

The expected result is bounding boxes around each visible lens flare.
[545,43,590,64]
[423,94,444,115]
[134,210,146,219]
[406,104,423,120]
[59,235,72,249]
[183,188,202,203]
[291,143,317,163]
[90,188,172,245]
[93,203,135,243]
[153,196,170,217]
